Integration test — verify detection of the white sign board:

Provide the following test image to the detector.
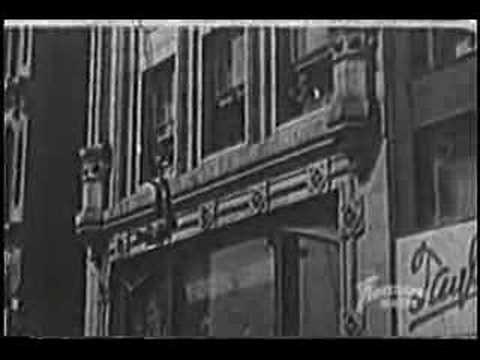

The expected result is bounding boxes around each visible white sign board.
[397,220,477,337]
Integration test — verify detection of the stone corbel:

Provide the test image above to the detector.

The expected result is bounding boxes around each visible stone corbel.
[76,143,112,231]
[329,29,378,127]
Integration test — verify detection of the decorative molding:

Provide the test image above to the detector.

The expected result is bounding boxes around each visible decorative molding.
[199,200,216,231]
[306,158,331,194]
[339,177,366,242]
[340,195,366,241]
[170,154,349,245]
[101,153,353,263]
[248,182,269,215]
[101,153,356,264]
[343,309,365,336]
[337,175,367,336]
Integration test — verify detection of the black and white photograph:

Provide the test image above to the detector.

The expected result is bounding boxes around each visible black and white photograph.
[3,19,477,338]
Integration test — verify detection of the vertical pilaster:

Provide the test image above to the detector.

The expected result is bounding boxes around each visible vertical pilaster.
[196,27,203,165]
[135,26,144,189]
[87,27,96,147]
[259,27,266,141]
[244,27,250,144]
[187,27,194,171]
[126,26,135,195]
[270,27,277,132]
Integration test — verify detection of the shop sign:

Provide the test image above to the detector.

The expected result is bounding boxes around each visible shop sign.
[397,220,477,337]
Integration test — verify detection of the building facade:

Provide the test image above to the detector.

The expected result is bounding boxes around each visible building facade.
[75,22,477,337]
[385,27,477,337]
[4,26,89,336]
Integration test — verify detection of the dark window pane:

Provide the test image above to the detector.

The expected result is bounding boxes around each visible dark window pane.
[276,27,334,126]
[298,238,340,337]
[141,56,175,182]
[202,28,246,157]
[416,113,477,228]
[9,28,20,78]
[119,29,131,198]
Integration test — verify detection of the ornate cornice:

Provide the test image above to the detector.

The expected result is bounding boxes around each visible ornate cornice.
[100,154,352,263]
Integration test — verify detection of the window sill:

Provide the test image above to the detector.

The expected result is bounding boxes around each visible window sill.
[292,44,333,73]
[274,102,333,133]
[171,105,354,202]
[201,141,248,165]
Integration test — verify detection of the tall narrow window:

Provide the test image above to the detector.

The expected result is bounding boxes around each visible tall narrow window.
[202,28,246,157]
[99,28,112,145]
[118,28,131,199]
[99,28,112,208]
[141,56,175,182]
[276,27,334,126]
[4,29,10,79]
[9,28,20,79]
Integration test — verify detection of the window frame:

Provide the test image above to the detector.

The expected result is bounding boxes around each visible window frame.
[171,224,279,337]
[411,27,477,78]
[414,114,477,232]
[199,26,250,162]
[140,55,177,182]
[273,27,335,131]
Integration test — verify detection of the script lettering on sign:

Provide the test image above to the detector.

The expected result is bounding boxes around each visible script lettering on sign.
[397,221,477,337]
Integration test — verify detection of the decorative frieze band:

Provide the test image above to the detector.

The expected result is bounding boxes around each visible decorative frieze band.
[105,153,352,262]
[171,154,350,243]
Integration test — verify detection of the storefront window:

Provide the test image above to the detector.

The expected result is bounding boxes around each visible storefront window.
[110,254,169,337]
[128,275,168,337]
[298,238,340,337]
[174,237,275,337]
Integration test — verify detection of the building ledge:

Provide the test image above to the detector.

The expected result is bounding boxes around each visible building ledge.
[170,100,369,203]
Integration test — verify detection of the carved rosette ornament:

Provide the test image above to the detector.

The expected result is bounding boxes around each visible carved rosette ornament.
[199,201,216,231]
[306,160,330,194]
[249,183,269,215]
[343,310,365,337]
[340,196,366,242]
